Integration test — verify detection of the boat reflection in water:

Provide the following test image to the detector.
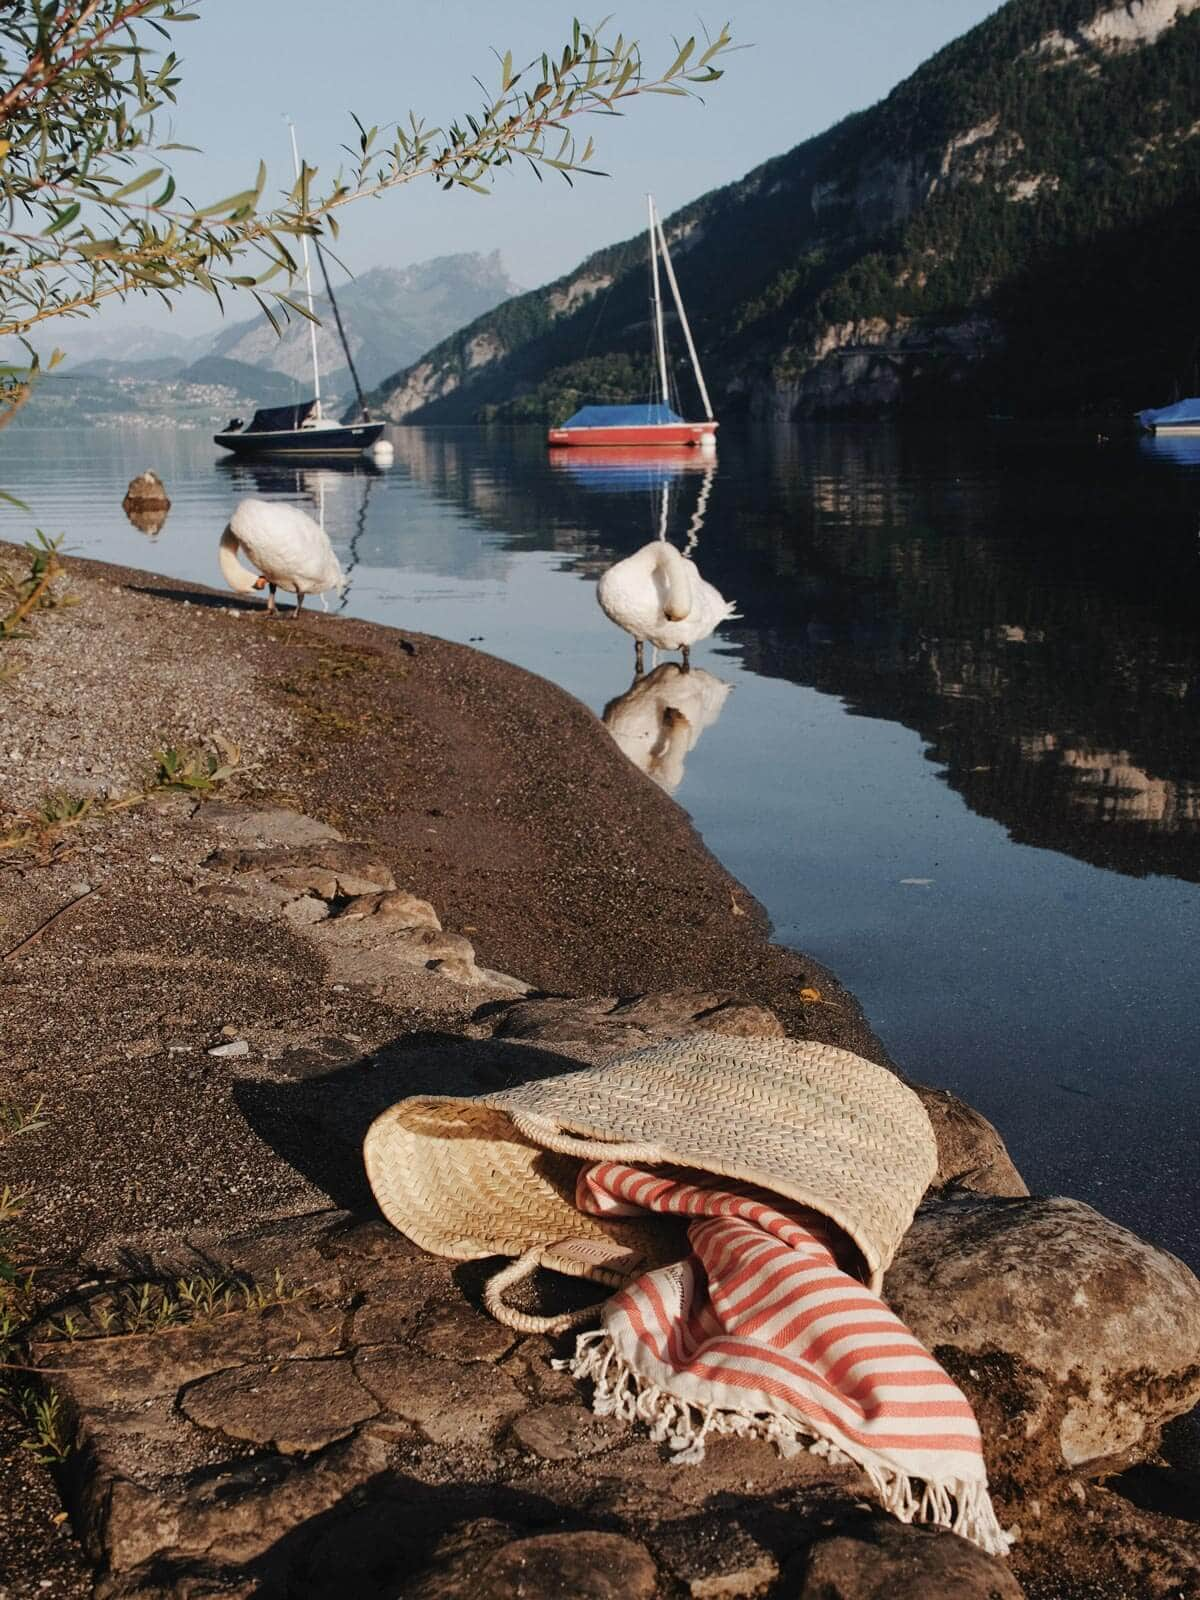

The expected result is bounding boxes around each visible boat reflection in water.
[1137,430,1200,469]
[602,662,732,794]
[549,446,714,495]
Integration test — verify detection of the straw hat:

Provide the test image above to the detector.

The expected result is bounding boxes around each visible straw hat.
[364,1037,937,1298]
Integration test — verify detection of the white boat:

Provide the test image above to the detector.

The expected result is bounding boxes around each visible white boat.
[215,125,384,459]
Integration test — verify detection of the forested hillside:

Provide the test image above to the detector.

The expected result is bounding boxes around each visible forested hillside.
[361,0,1200,424]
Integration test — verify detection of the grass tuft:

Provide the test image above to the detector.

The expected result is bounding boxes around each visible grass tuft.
[0,736,244,857]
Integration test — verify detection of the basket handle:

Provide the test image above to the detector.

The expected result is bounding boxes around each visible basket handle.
[482,1249,607,1335]
[508,1110,666,1165]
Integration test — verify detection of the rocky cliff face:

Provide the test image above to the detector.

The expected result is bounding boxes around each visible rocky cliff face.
[365,0,1200,425]
[209,252,521,393]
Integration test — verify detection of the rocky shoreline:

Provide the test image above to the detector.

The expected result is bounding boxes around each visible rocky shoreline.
[1,542,1197,1599]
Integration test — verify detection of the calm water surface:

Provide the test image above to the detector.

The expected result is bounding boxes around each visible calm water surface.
[3,422,1198,1265]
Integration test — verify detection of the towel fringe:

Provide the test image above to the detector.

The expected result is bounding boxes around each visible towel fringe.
[565,1332,1015,1559]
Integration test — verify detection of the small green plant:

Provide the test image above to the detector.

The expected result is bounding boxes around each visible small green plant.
[0,735,243,857]
[0,1098,45,1140]
[42,1268,305,1341]
[13,1385,71,1463]
[151,737,241,795]
[0,533,75,644]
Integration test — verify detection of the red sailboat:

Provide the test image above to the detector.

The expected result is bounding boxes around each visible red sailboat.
[547,196,718,451]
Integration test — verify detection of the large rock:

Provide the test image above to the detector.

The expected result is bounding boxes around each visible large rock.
[885,1194,1200,1483]
[794,1514,1023,1599]
[411,1531,659,1600]
[911,1084,1029,1197]
[494,990,786,1048]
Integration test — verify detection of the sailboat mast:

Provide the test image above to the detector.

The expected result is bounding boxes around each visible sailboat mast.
[647,193,670,407]
[288,121,323,421]
[653,200,714,422]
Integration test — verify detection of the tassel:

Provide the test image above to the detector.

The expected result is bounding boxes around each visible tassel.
[563,1332,1015,1558]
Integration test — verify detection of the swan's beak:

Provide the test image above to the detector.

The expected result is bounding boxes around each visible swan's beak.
[664,607,687,623]
[252,576,268,590]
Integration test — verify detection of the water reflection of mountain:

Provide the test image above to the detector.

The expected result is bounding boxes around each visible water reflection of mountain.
[395,424,1200,884]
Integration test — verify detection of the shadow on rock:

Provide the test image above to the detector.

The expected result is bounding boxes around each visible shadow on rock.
[230,1469,598,1598]
[232,1033,602,1216]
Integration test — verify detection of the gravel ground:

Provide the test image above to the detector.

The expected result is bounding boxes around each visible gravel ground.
[0,547,291,812]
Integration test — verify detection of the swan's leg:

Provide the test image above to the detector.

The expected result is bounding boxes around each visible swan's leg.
[266,583,277,616]
[293,591,305,620]
[681,643,691,672]
[634,638,645,677]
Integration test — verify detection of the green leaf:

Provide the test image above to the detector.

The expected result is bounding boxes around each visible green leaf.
[152,174,176,207]
[664,37,695,79]
[192,187,260,219]
[0,490,30,511]
[43,202,80,235]
[111,166,164,200]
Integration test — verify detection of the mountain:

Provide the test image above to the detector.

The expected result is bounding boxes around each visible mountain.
[178,354,299,403]
[42,324,208,372]
[209,253,521,396]
[363,0,1200,424]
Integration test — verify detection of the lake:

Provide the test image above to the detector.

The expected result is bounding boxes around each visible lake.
[3,420,1198,1268]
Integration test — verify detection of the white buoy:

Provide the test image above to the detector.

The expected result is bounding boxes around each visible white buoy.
[369,438,394,464]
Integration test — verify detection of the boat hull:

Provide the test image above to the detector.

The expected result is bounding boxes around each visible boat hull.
[214,421,385,456]
[547,422,718,448]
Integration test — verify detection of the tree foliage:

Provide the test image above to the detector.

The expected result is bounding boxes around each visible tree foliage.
[0,1,733,375]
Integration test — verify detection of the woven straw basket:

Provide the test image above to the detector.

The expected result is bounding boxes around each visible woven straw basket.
[364,1037,937,1304]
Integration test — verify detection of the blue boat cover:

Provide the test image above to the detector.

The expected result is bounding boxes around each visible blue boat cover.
[1137,398,1200,428]
[562,403,684,428]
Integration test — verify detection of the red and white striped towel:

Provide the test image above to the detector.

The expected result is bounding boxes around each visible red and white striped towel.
[564,1161,1011,1556]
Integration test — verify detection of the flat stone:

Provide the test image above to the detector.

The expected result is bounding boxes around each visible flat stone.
[472,1532,658,1600]
[656,1521,780,1599]
[202,806,343,848]
[207,1038,250,1057]
[495,991,785,1046]
[34,1302,344,1409]
[510,1403,625,1460]
[336,871,399,898]
[885,1193,1200,1481]
[794,1515,1024,1599]
[282,896,331,928]
[912,1083,1029,1197]
[415,1299,516,1363]
[353,1349,527,1446]
[335,889,440,927]
[179,1357,378,1455]
[612,991,786,1039]
[271,867,340,899]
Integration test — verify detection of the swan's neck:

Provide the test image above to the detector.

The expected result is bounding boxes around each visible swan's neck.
[654,542,691,622]
[219,528,260,594]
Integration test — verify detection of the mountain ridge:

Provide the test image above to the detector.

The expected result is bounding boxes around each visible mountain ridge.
[358,0,1200,424]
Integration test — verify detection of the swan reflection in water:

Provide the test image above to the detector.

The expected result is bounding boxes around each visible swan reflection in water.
[602,662,732,794]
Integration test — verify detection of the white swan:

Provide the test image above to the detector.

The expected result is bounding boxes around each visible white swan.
[218,497,345,617]
[596,539,736,671]
[603,662,732,793]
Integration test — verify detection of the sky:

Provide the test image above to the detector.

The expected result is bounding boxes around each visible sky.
[54,0,1004,346]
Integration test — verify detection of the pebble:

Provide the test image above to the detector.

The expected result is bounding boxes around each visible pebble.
[149,854,166,864]
[207,1039,250,1058]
